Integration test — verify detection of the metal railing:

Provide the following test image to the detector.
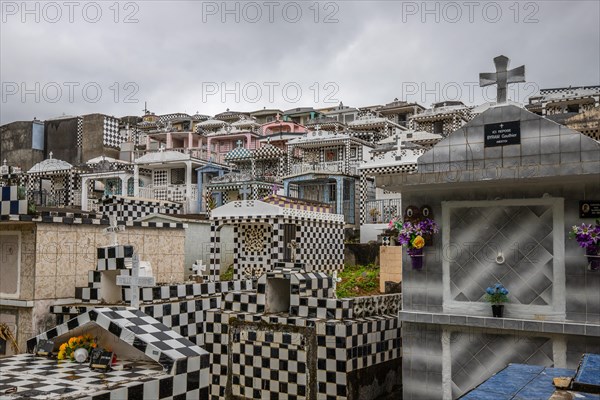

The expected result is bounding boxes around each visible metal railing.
[365,198,402,224]
[133,148,227,165]
[30,189,66,207]
[290,161,359,176]
[138,184,198,203]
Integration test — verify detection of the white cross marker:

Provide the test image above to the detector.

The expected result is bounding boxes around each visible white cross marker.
[192,260,207,275]
[332,271,342,298]
[239,184,251,200]
[116,253,155,309]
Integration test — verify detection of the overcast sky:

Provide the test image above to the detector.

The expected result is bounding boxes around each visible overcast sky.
[1,0,599,124]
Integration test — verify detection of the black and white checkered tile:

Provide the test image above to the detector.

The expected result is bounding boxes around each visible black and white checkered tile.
[96,245,134,270]
[203,259,402,400]
[77,116,83,148]
[209,214,344,282]
[7,308,209,399]
[103,116,122,149]
[230,327,310,399]
[204,311,401,399]
[0,355,208,400]
[134,280,253,303]
[27,308,209,374]
[100,195,183,222]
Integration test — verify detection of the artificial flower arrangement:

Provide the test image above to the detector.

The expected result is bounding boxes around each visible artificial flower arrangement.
[569,221,600,249]
[484,283,509,304]
[389,217,439,255]
[57,334,97,361]
[569,221,600,270]
[484,283,509,317]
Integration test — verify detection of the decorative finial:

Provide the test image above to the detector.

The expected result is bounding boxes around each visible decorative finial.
[479,55,525,104]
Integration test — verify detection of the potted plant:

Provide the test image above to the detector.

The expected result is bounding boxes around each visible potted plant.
[569,221,600,271]
[390,217,439,270]
[484,283,509,317]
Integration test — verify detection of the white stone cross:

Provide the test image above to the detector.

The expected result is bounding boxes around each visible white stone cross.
[236,139,244,147]
[103,215,125,247]
[479,55,525,104]
[116,253,155,309]
[287,240,299,262]
[192,259,207,275]
[239,184,251,200]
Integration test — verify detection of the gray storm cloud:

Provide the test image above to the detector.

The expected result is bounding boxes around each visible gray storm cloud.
[1,0,598,124]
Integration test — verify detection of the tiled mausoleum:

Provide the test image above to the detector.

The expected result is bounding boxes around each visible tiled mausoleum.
[204,261,402,400]
[378,103,600,398]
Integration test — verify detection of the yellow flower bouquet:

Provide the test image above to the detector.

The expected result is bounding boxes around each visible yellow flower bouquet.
[57,334,97,361]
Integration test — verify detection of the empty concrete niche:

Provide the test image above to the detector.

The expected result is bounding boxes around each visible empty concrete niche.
[100,270,123,303]
[266,277,291,314]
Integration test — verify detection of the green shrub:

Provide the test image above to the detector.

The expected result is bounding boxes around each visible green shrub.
[336,263,380,298]
[220,264,234,281]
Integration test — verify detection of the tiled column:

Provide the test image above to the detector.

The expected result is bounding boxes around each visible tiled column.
[133,165,139,197]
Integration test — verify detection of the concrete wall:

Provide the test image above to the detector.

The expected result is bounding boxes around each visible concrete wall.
[82,114,119,162]
[401,180,600,323]
[0,121,44,171]
[360,223,388,243]
[142,217,235,277]
[0,221,186,353]
[185,222,234,276]
[379,246,402,293]
[44,117,80,164]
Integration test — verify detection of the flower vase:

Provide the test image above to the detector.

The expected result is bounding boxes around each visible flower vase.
[73,348,89,363]
[491,304,504,318]
[409,248,424,270]
[586,248,600,271]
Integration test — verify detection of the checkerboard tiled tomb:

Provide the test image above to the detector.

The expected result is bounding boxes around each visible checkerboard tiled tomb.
[204,262,402,400]
[100,195,182,222]
[70,243,253,346]
[209,197,345,281]
[0,308,210,400]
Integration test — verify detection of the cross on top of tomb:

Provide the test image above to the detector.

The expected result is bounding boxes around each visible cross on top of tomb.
[236,139,244,148]
[192,260,207,275]
[287,240,299,262]
[239,184,251,200]
[479,55,525,104]
[116,253,155,309]
[332,271,342,298]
